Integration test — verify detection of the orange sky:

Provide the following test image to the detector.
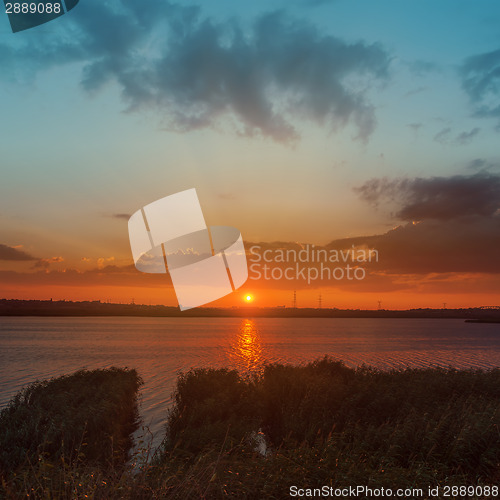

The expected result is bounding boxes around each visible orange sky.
[1,262,500,310]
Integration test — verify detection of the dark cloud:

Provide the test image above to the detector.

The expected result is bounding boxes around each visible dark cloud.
[132,10,390,143]
[0,263,172,289]
[461,48,500,126]
[246,216,500,291]
[111,213,131,220]
[351,173,500,275]
[0,2,390,143]
[325,216,500,275]
[354,173,500,221]
[0,244,36,261]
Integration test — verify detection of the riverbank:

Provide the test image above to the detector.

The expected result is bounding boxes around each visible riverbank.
[1,360,499,498]
[2,298,500,320]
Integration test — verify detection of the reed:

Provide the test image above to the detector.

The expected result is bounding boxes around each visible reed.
[0,367,142,498]
[1,359,499,499]
[154,358,500,498]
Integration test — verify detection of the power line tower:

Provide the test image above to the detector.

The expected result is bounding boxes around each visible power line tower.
[293,290,297,309]
[318,293,322,309]
[377,300,382,310]
[443,302,447,309]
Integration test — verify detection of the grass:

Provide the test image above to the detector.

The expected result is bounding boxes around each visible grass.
[1,359,499,499]
[152,358,500,498]
[0,367,142,498]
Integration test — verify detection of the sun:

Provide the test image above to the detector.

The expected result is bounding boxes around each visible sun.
[245,294,253,302]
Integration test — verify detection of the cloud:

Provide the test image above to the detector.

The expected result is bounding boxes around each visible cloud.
[326,217,500,275]
[385,220,498,274]
[467,158,488,170]
[33,261,49,270]
[0,263,171,289]
[433,127,480,145]
[33,256,64,269]
[97,257,115,269]
[455,127,480,145]
[0,244,36,261]
[0,3,390,143]
[407,123,422,135]
[433,127,451,144]
[111,213,131,220]
[130,10,390,143]
[246,218,500,292]
[351,173,500,276]
[461,48,500,126]
[466,158,500,172]
[354,173,500,221]
[2,229,500,295]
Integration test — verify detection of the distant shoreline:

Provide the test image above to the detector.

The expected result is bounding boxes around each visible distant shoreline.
[1,298,500,320]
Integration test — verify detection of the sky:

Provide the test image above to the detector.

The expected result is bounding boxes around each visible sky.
[1,0,500,309]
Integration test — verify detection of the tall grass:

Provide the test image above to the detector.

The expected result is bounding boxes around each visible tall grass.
[0,368,142,498]
[155,358,500,498]
[1,359,499,499]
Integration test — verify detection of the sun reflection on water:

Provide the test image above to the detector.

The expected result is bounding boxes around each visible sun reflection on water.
[231,319,264,374]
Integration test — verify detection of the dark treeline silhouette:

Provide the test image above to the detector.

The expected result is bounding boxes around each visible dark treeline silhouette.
[1,299,500,320]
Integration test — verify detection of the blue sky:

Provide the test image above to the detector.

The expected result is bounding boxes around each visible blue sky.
[1,1,500,306]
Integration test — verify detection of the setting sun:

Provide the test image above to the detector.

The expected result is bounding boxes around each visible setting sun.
[245,295,253,302]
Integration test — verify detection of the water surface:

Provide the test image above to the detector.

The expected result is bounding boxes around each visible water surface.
[1,317,499,450]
